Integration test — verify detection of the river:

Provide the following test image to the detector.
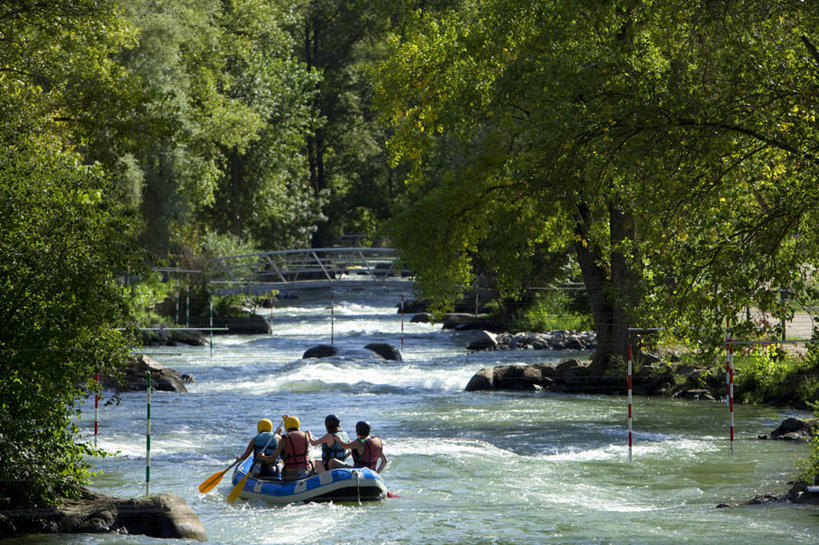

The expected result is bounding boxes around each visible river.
[11,285,819,544]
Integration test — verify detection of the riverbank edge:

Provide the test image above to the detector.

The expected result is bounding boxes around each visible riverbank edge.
[0,488,207,541]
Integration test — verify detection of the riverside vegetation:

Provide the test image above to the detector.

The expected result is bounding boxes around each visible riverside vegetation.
[1,0,818,534]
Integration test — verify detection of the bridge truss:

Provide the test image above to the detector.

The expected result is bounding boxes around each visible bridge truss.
[211,247,412,293]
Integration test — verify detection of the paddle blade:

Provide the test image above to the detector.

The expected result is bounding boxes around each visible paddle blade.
[227,472,250,504]
[198,468,228,493]
[387,492,399,498]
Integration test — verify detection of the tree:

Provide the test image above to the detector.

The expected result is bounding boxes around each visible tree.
[291,0,414,246]
[0,137,143,506]
[119,0,321,256]
[0,0,139,149]
[0,0,145,507]
[375,1,819,370]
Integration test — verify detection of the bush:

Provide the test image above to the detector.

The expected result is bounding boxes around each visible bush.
[515,290,593,332]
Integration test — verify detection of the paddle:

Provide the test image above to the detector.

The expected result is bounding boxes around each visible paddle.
[198,458,240,494]
[226,464,252,504]
[227,419,281,504]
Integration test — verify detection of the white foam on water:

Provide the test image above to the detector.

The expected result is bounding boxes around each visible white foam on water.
[537,438,721,463]
[387,437,515,458]
[94,434,214,458]
[194,359,475,394]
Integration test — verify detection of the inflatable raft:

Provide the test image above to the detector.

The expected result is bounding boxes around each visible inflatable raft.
[230,457,388,505]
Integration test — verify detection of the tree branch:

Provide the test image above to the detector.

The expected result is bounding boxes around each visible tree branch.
[801,35,819,68]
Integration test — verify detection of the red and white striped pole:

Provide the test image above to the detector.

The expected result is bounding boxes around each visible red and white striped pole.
[94,372,100,448]
[627,344,633,461]
[726,320,735,456]
[400,294,405,347]
[330,292,335,345]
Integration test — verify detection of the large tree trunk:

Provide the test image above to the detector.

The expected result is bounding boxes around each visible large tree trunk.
[304,13,331,248]
[574,201,640,373]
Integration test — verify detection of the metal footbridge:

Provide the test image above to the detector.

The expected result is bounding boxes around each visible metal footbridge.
[211,247,411,294]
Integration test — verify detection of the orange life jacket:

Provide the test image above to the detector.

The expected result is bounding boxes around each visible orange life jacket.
[283,432,309,470]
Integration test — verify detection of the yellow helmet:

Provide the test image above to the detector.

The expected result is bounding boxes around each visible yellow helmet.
[257,418,273,433]
[284,416,300,431]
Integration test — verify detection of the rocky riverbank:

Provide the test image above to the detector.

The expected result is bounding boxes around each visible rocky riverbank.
[0,489,206,541]
[464,358,816,409]
[100,354,193,393]
[465,359,670,395]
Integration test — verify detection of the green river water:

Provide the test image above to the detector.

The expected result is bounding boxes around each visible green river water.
[7,287,818,544]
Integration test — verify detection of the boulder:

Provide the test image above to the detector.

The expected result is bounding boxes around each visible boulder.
[672,389,715,401]
[302,344,340,359]
[101,355,187,393]
[364,343,403,362]
[758,417,818,441]
[226,315,271,334]
[464,329,597,352]
[399,299,429,313]
[464,368,494,392]
[463,359,623,394]
[565,335,586,350]
[0,489,206,541]
[721,481,819,507]
[464,363,557,392]
[141,327,207,347]
[410,313,431,323]
[442,313,504,332]
[494,365,545,391]
[466,331,498,351]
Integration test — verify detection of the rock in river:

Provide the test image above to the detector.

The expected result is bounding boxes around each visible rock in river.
[0,489,207,541]
[100,355,188,393]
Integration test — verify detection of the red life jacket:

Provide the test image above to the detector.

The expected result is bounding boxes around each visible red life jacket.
[352,437,382,470]
[283,432,309,470]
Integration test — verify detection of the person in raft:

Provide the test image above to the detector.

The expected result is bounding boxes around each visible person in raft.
[260,415,315,481]
[236,418,281,478]
[332,420,387,473]
[306,414,350,473]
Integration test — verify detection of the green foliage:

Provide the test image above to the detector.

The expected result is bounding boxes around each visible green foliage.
[0,0,140,150]
[375,0,819,370]
[0,137,143,507]
[799,429,819,485]
[515,291,593,333]
[129,273,175,326]
[118,0,321,256]
[733,351,806,404]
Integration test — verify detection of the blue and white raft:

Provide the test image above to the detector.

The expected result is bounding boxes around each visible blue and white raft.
[230,457,388,505]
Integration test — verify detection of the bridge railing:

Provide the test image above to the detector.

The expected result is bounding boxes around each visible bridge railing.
[212,247,410,289]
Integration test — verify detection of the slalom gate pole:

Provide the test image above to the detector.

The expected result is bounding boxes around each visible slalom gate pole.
[146,370,151,496]
[330,292,335,345]
[175,277,180,324]
[185,280,190,328]
[94,372,100,449]
[400,293,405,347]
[627,344,633,461]
[209,297,213,359]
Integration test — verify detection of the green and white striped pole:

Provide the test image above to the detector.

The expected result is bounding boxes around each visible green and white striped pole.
[146,370,151,496]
